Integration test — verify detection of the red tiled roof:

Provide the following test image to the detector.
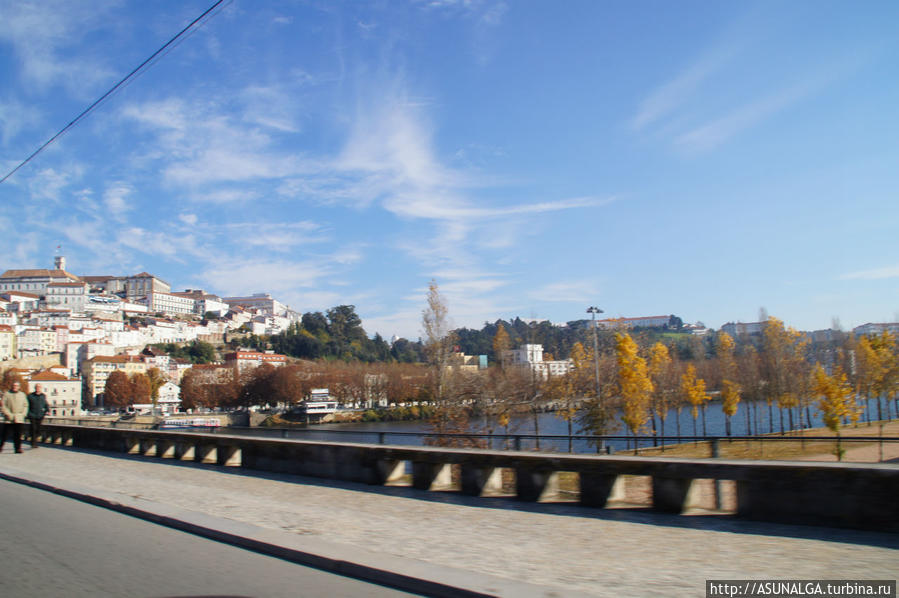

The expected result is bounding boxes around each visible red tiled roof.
[29,371,73,381]
[0,269,80,281]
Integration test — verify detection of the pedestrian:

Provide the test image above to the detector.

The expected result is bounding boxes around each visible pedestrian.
[27,383,49,449]
[1,381,29,453]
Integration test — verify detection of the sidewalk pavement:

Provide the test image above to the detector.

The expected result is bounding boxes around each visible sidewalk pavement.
[0,445,896,597]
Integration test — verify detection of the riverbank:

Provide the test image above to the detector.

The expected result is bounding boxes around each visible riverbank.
[635,420,899,462]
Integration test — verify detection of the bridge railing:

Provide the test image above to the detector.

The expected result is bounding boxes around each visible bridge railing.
[34,423,899,533]
[48,418,899,461]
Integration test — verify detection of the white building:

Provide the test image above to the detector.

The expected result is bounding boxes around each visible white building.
[145,291,196,317]
[595,315,672,330]
[0,324,16,360]
[28,370,83,418]
[853,323,899,336]
[45,281,89,311]
[0,256,81,296]
[720,321,766,337]
[501,344,572,379]
[222,293,289,317]
[17,327,58,357]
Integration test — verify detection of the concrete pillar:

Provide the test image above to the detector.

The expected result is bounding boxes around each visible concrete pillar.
[140,439,157,457]
[125,437,140,455]
[460,465,504,496]
[579,473,625,508]
[196,444,217,464]
[217,446,242,467]
[176,442,195,461]
[412,462,454,491]
[515,468,560,502]
[376,460,407,485]
[158,441,175,459]
[62,432,73,447]
[652,476,701,513]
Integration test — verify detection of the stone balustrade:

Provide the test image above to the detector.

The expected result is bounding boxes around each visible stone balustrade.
[37,424,899,532]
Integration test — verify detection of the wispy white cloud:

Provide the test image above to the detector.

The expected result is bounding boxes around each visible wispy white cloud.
[528,281,601,304]
[27,168,79,202]
[0,0,117,96]
[632,52,732,131]
[0,98,42,146]
[188,189,261,204]
[103,183,132,220]
[115,226,206,263]
[840,265,899,281]
[674,79,824,153]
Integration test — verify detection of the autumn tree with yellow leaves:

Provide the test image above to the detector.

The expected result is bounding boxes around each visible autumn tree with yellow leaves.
[717,331,742,437]
[616,333,653,450]
[812,363,860,460]
[647,342,675,445]
[680,363,709,438]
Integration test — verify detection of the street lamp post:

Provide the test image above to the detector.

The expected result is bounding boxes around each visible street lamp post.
[587,306,604,452]
[586,306,603,401]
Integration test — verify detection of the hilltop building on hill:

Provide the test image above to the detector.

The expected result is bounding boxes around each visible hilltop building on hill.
[0,255,81,296]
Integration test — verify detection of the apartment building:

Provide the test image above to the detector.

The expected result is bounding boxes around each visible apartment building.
[501,344,572,379]
[45,281,90,311]
[224,350,287,373]
[28,370,82,417]
[0,324,16,360]
[124,272,171,300]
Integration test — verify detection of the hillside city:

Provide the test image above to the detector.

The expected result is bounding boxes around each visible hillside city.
[1,255,897,422]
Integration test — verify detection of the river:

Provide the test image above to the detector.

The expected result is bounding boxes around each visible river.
[247,398,881,454]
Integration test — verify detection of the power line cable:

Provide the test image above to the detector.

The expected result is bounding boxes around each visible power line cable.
[1,0,229,185]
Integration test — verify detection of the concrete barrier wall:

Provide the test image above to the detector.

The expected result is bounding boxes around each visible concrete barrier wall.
[37,424,899,533]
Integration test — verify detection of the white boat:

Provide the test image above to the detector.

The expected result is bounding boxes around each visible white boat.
[159,417,221,429]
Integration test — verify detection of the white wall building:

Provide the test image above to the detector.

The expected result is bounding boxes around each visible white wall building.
[45,281,89,311]
[28,370,83,418]
[501,344,572,379]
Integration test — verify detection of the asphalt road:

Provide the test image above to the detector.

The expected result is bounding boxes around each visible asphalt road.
[0,479,417,598]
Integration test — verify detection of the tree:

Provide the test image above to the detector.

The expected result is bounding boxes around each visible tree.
[104,370,132,409]
[616,333,653,451]
[302,311,329,336]
[854,335,885,424]
[146,367,167,413]
[1,368,27,392]
[761,317,806,434]
[647,342,673,445]
[812,363,860,460]
[421,280,465,439]
[492,324,511,365]
[680,364,709,438]
[238,364,277,409]
[131,372,151,405]
[717,332,741,437]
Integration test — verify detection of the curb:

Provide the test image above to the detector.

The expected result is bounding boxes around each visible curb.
[0,467,569,598]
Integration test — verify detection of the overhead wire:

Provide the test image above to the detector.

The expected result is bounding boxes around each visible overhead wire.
[1,0,231,185]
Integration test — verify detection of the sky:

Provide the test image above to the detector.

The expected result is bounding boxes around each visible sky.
[1,0,897,340]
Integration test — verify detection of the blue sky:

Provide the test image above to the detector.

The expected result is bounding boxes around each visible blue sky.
[1,0,897,339]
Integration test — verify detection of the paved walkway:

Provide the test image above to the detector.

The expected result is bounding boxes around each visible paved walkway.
[0,445,896,597]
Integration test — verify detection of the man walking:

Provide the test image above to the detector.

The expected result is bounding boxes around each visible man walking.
[27,383,49,448]
[1,381,29,453]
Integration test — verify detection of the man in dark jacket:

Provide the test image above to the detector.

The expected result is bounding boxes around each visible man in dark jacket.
[27,383,49,448]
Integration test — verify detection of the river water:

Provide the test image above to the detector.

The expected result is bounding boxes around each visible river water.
[232,399,890,454]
